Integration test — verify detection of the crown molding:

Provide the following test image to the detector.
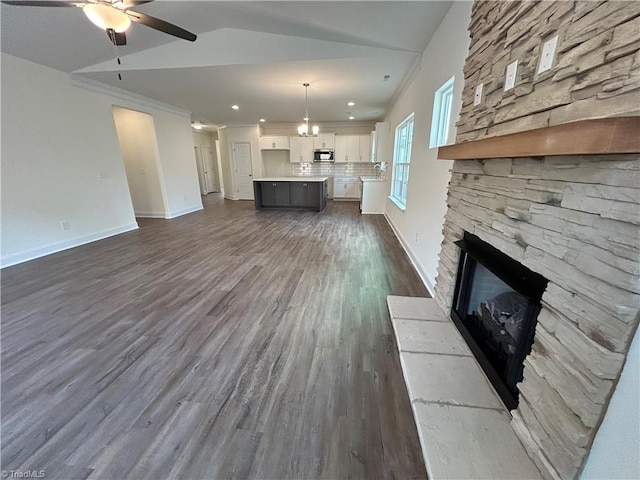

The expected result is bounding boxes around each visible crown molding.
[216,124,261,129]
[261,121,377,129]
[70,74,192,118]
[387,53,423,114]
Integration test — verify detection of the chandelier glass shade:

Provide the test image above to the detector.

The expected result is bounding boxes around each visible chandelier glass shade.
[298,83,319,137]
[83,4,132,33]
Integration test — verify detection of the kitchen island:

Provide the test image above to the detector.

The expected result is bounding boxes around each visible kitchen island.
[253,177,328,211]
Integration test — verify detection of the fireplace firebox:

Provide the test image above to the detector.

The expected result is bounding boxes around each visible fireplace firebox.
[451,232,548,410]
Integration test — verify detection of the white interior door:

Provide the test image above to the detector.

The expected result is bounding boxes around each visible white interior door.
[201,146,216,193]
[232,142,254,199]
[194,146,206,194]
[215,140,224,193]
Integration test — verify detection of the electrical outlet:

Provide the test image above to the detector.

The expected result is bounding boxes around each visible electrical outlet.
[538,35,559,74]
[504,60,518,91]
[183,194,187,200]
[61,221,70,231]
[97,170,111,179]
[474,83,483,106]
[415,232,419,242]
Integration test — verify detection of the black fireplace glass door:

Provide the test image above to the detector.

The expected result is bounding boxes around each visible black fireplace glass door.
[461,262,528,377]
[452,232,548,410]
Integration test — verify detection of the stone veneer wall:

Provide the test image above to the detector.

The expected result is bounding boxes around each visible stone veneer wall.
[433,2,640,479]
[456,0,640,141]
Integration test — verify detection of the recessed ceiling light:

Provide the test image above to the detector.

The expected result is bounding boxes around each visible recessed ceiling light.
[259,118,266,123]
[192,122,203,130]
[348,115,355,120]
[231,105,239,110]
[347,101,355,106]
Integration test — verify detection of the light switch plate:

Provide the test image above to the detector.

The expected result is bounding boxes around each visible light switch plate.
[504,60,518,91]
[538,35,559,74]
[474,83,483,106]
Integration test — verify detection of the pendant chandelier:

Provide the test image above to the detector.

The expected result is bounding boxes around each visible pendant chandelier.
[298,83,319,137]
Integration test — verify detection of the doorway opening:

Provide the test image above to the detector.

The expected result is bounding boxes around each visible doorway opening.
[112,107,168,218]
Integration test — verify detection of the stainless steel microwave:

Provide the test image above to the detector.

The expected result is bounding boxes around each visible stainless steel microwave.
[313,149,334,162]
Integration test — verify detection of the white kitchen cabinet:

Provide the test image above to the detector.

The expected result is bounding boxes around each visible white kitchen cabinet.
[346,180,360,197]
[334,136,346,163]
[359,135,371,162]
[334,135,360,163]
[259,136,290,150]
[313,133,335,150]
[335,135,371,163]
[289,136,314,163]
[371,122,390,163]
[333,178,360,199]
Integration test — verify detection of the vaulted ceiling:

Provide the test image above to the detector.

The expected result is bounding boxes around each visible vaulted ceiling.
[1,1,453,128]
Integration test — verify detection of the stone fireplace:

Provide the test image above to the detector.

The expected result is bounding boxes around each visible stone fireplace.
[451,230,548,411]
[432,1,639,479]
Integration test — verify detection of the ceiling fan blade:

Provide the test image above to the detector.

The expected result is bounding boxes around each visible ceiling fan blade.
[106,28,126,46]
[1,0,81,6]
[120,0,153,8]
[126,10,196,42]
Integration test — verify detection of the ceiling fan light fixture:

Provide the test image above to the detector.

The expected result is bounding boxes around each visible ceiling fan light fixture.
[83,4,131,33]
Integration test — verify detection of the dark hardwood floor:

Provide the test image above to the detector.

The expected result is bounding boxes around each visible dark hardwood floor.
[1,195,428,479]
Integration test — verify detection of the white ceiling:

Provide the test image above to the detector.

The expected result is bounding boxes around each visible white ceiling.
[1,1,453,129]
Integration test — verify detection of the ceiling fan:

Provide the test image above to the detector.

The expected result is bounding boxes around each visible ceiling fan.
[1,0,197,46]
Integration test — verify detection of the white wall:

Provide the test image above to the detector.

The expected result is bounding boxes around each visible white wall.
[1,53,137,267]
[581,327,640,480]
[217,125,261,200]
[262,151,291,177]
[113,107,167,217]
[382,1,472,294]
[1,53,203,266]
[151,110,203,218]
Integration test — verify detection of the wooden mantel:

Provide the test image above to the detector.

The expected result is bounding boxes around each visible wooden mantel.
[437,117,640,160]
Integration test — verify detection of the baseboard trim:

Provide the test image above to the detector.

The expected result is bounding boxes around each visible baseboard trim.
[165,205,203,219]
[1,222,139,269]
[135,211,166,219]
[383,212,436,297]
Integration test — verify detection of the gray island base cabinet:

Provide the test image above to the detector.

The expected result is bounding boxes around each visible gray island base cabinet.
[253,177,328,212]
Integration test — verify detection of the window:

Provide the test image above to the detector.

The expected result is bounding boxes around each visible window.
[429,76,455,148]
[390,113,414,210]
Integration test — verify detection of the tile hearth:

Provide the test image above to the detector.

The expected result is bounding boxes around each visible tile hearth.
[387,295,542,480]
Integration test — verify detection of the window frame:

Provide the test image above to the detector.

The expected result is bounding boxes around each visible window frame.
[389,113,415,210]
[429,76,455,148]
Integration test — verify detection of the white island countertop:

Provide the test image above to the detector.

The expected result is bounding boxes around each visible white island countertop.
[360,176,386,183]
[253,177,329,182]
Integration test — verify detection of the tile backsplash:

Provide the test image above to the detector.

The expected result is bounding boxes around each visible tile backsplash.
[291,162,385,179]
[262,152,386,179]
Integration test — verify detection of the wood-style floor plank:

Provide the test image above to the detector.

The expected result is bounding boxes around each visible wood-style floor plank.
[1,195,428,479]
